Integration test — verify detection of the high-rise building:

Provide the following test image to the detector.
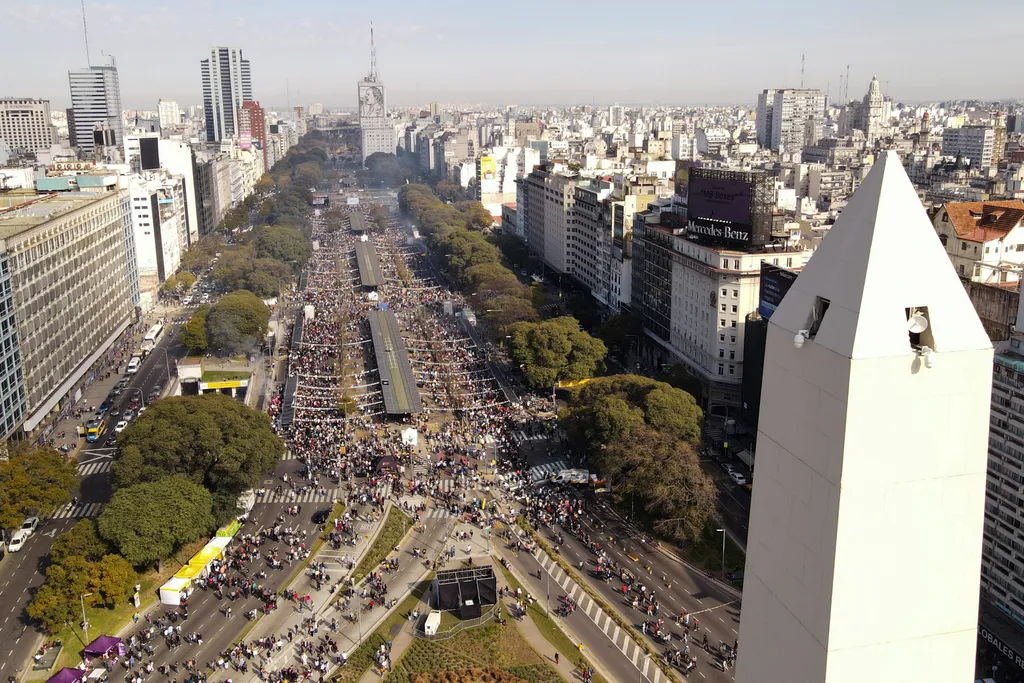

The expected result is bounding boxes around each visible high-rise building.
[521,164,579,273]
[68,55,125,157]
[942,125,996,169]
[125,173,187,295]
[0,99,55,155]
[755,89,777,149]
[239,101,268,169]
[762,88,825,153]
[0,191,136,438]
[735,152,991,683]
[608,104,624,127]
[200,47,252,142]
[307,103,323,116]
[358,30,395,164]
[157,99,180,129]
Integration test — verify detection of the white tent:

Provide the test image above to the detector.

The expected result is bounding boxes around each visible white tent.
[401,427,418,447]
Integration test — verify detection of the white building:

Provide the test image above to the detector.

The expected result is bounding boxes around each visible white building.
[68,55,125,157]
[521,165,577,273]
[765,88,826,153]
[942,125,995,169]
[696,128,730,157]
[201,47,252,143]
[477,146,540,216]
[0,99,55,155]
[123,134,200,247]
[158,99,181,129]
[736,152,991,683]
[570,180,615,304]
[358,32,394,164]
[124,173,187,303]
[932,199,1024,282]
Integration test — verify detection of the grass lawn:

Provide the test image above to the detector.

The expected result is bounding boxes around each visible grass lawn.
[350,506,412,585]
[496,560,607,683]
[382,616,561,683]
[48,539,208,674]
[200,369,252,382]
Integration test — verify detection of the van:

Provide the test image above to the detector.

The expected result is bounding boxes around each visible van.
[7,529,29,553]
[127,357,141,375]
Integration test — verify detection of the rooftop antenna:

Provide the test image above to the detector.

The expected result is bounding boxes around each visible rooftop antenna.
[800,53,805,88]
[845,64,850,103]
[369,23,378,82]
[81,0,91,66]
[885,80,890,97]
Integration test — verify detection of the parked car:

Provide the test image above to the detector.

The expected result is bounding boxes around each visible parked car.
[20,516,39,536]
[7,530,28,553]
[122,410,135,422]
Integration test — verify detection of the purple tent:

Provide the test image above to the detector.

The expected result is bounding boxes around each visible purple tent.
[46,668,86,683]
[83,636,121,658]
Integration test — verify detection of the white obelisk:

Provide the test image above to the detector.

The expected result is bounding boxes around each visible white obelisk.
[735,151,992,683]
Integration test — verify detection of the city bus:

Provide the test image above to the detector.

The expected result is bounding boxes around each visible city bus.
[85,417,107,443]
[141,322,164,356]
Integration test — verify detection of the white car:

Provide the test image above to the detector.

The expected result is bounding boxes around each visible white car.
[115,420,129,434]
[7,529,28,553]
[20,516,39,536]
[728,471,748,486]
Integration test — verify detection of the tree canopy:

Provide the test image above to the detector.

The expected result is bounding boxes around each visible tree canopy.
[254,225,310,267]
[205,290,271,355]
[50,519,110,565]
[560,374,702,451]
[364,153,410,187]
[112,393,283,523]
[98,476,215,567]
[180,304,210,353]
[0,445,75,529]
[507,317,607,390]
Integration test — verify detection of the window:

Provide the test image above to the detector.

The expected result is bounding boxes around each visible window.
[721,303,726,311]
[730,336,736,343]
[731,321,737,328]
[732,305,737,313]
[720,319,726,327]
[728,365,735,375]
[718,364,724,375]
[732,290,738,297]
[733,259,740,269]
[942,213,949,223]
[721,289,727,296]
[719,334,725,342]
[961,242,968,251]
[719,349,724,358]
[729,351,735,359]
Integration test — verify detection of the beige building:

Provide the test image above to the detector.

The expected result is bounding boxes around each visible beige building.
[0,99,55,155]
[0,191,135,435]
[522,164,578,273]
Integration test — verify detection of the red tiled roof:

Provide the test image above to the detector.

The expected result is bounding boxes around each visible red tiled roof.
[944,200,1024,243]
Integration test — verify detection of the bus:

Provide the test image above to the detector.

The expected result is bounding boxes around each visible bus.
[85,418,107,442]
[141,322,164,356]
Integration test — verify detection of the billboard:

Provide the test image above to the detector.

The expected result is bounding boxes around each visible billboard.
[479,156,497,181]
[758,263,798,320]
[311,195,328,207]
[239,132,252,150]
[139,137,160,171]
[674,160,699,203]
[686,172,755,248]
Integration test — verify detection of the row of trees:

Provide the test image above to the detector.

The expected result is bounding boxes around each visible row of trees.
[399,183,608,390]
[180,290,271,355]
[560,375,714,542]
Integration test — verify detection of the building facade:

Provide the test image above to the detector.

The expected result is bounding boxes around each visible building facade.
[942,125,996,170]
[521,165,578,273]
[0,99,55,155]
[768,88,826,153]
[68,56,125,157]
[0,191,136,437]
[126,173,186,297]
[201,47,252,143]
[157,99,180,129]
[238,101,268,169]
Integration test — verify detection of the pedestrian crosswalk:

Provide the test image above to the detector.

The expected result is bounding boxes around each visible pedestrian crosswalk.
[512,431,547,445]
[77,460,111,477]
[254,487,344,504]
[528,460,567,483]
[46,502,105,520]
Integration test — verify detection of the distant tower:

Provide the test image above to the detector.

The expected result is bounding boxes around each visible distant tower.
[358,26,394,164]
[993,111,1006,166]
[863,75,884,145]
[735,151,992,683]
[200,47,252,142]
[68,55,124,157]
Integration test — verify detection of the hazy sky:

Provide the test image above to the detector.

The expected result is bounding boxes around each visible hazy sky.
[4,0,1022,111]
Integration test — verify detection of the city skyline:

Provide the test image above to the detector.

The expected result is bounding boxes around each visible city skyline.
[3,0,1020,111]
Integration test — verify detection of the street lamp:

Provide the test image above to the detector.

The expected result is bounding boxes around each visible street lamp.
[717,528,727,581]
[81,593,93,644]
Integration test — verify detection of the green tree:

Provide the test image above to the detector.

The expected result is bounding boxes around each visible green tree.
[89,554,138,607]
[50,520,110,565]
[26,558,92,632]
[255,174,275,194]
[456,200,494,231]
[560,374,702,451]
[596,313,644,361]
[0,446,75,529]
[463,263,528,301]
[364,153,407,187]
[594,427,716,543]
[177,271,196,291]
[507,317,607,390]
[481,295,541,333]
[179,305,210,353]
[160,274,179,295]
[438,230,501,280]
[98,476,215,568]
[254,225,310,267]
[205,290,271,355]
[490,233,531,269]
[111,394,283,524]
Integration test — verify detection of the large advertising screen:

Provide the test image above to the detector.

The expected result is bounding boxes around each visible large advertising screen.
[689,176,752,225]
[758,263,798,320]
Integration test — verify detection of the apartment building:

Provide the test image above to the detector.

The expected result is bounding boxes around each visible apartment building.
[932,200,1024,282]
[201,47,252,143]
[68,56,125,157]
[0,99,55,155]
[632,205,813,407]
[760,88,826,153]
[942,125,996,170]
[125,173,187,296]
[521,164,578,273]
[0,191,135,437]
